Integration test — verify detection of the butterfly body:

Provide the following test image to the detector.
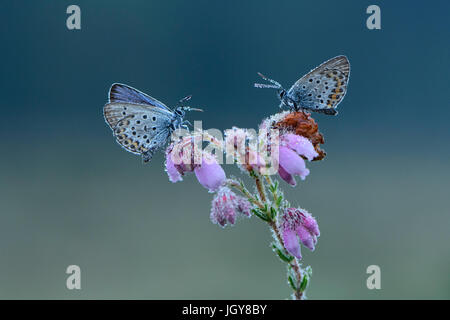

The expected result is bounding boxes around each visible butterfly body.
[104,84,201,162]
[255,56,350,115]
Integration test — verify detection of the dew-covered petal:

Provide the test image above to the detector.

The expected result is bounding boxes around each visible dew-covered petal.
[279,146,310,180]
[194,156,226,192]
[165,149,183,183]
[282,134,318,161]
[282,227,302,259]
[224,207,236,225]
[210,208,227,227]
[297,225,316,251]
[236,197,252,217]
[278,165,296,186]
[302,212,320,237]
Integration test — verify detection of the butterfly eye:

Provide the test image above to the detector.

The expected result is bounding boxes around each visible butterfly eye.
[279,91,285,98]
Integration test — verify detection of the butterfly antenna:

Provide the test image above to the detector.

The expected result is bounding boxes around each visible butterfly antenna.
[176,94,203,112]
[179,95,192,104]
[185,107,203,112]
[254,72,282,89]
[254,83,280,89]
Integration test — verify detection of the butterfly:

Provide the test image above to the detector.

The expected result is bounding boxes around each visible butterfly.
[103,83,202,162]
[254,55,350,115]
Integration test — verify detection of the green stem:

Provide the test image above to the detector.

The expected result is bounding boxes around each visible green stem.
[254,175,267,203]
[230,175,305,299]
[227,179,264,209]
[253,175,304,300]
[264,175,279,209]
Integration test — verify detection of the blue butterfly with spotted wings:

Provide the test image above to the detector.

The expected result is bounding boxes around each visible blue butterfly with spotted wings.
[103,83,202,162]
[254,56,350,115]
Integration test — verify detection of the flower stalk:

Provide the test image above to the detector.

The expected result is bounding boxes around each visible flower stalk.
[234,171,309,299]
[165,111,324,299]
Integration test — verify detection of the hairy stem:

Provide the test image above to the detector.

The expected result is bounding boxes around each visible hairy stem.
[255,174,304,300]
[264,175,279,209]
[227,179,264,209]
[254,175,267,202]
[233,174,306,300]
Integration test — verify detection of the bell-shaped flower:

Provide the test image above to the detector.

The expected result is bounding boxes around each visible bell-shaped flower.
[281,208,320,259]
[277,134,318,186]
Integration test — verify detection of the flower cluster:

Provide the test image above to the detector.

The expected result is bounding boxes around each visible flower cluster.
[165,136,226,192]
[162,110,327,299]
[281,208,320,259]
[210,186,252,227]
[260,111,326,186]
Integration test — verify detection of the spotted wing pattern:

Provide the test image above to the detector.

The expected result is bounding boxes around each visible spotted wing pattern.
[286,56,350,115]
[104,102,173,161]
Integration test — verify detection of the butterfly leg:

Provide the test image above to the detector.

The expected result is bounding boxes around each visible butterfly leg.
[180,120,192,130]
[142,148,155,163]
[279,100,293,109]
[323,109,338,115]
[280,95,298,111]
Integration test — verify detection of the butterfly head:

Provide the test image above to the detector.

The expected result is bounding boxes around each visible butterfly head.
[277,88,290,105]
[172,95,203,128]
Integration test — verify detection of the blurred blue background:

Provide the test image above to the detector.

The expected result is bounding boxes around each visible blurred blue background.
[0,0,449,299]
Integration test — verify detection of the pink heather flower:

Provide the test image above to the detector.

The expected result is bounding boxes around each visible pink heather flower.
[164,141,196,182]
[277,134,318,186]
[165,148,183,182]
[165,138,225,192]
[236,197,252,217]
[278,165,296,186]
[210,186,252,227]
[282,134,318,161]
[281,208,320,259]
[194,154,226,192]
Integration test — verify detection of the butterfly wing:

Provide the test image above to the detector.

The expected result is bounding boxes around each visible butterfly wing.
[108,83,172,111]
[104,102,173,159]
[286,56,350,115]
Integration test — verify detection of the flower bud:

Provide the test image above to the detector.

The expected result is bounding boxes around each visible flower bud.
[210,186,252,227]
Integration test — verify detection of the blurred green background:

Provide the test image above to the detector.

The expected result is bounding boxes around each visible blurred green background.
[0,0,449,299]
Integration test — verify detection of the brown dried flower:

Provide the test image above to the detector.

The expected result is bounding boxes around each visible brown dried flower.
[272,111,326,161]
